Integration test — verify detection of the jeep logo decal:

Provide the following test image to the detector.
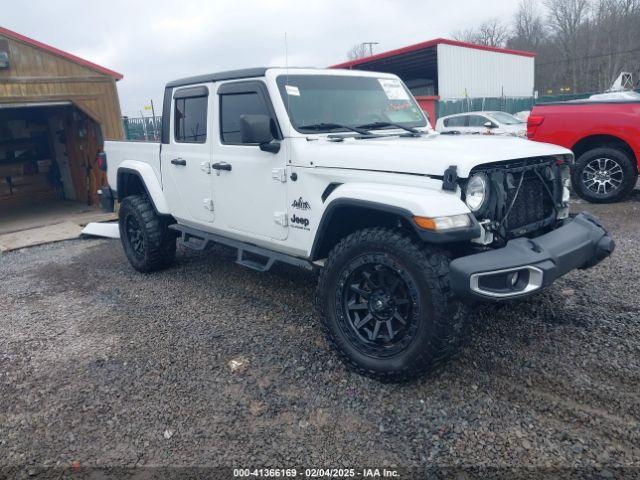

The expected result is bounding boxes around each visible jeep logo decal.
[290,214,310,230]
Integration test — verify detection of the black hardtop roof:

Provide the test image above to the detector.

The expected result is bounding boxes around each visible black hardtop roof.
[165,66,331,89]
[166,67,269,88]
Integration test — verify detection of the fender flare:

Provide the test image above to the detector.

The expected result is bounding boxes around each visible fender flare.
[310,184,479,260]
[116,161,170,215]
[310,198,413,260]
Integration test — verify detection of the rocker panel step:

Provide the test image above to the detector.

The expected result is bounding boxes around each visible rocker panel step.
[169,224,313,272]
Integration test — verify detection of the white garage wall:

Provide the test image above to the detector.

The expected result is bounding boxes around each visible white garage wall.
[437,43,534,99]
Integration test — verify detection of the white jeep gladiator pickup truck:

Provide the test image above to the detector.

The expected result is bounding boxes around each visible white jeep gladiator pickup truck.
[104,67,614,381]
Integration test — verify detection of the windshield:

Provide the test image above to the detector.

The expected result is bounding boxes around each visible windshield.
[489,111,524,125]
[276,75,427,134]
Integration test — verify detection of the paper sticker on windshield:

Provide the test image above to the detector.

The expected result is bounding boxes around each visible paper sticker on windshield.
[285,85,300,96]
[378,78,409,100]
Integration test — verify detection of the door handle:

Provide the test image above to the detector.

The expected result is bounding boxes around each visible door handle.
[211,162,232,171]
[171,158,186,166]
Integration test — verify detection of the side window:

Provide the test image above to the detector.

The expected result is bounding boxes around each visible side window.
[468,115,488,127]
[219,92,270,144]
[174,95,207,143]
[444,116,466,128]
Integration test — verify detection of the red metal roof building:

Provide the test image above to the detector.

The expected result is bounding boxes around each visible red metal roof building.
[0,26,124,139]
[0,26,123,81]
[332,38,536,125]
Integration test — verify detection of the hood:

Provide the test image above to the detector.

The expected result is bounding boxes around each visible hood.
[293,133,571,178]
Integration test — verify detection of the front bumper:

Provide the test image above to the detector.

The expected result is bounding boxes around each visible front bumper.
[449,212,614,301]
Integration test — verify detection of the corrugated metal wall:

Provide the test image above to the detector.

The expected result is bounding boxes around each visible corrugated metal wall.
[437,44,534,99]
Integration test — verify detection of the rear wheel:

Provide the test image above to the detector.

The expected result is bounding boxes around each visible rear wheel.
[316,228,468,382]
[571,147,637,203]
[119,195,177,272]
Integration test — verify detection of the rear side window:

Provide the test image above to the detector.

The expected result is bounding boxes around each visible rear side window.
[444,116,466,127]
[220,92,270,144]
[174,95,207,143]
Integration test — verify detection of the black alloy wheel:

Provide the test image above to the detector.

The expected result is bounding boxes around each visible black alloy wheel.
[125,214,145,256]
[339,257,419,358]
[118,195,177,272]
[316,227,469,382]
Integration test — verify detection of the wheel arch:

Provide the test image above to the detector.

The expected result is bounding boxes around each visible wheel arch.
[310,199,417,261]
[117,168,145,200]
[572,134,638,172]
[116,165,171,215]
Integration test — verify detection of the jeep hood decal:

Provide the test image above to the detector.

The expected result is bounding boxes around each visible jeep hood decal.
[294,134,571,178]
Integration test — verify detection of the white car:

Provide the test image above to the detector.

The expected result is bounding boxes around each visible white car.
[103,67,613,381]
[436,111,527,137]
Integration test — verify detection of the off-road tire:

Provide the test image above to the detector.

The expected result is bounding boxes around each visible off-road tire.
[119,195,177,272]
[571,146,638,203]
[315,228,468,382]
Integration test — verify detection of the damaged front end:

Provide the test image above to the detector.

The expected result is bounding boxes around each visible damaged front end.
[447,154,614,300]
[460,155,572,245]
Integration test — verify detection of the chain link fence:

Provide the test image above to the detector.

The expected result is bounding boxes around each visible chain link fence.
[122,116,162,141]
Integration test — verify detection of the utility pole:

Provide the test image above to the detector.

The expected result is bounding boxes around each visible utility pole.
[362,42,379,56]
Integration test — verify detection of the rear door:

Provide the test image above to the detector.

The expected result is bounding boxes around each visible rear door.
[211,80,288,241]
[161,84,214,225]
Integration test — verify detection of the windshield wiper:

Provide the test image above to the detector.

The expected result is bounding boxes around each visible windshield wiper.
[355,121,422,136]
[298,122,372,135]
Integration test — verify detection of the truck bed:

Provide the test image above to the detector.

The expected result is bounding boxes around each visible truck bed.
[105,140,161,194]
[528,100,640,159]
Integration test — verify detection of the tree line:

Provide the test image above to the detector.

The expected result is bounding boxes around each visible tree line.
[453,0,640,95]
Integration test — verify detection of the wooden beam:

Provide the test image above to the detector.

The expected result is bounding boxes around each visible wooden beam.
[0,76,111,84]
[0,94,101,103]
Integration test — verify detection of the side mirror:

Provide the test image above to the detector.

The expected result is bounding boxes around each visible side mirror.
[484,121,498,129]
[239,114,280,153]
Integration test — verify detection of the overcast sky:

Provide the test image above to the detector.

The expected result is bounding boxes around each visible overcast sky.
[3,0,519,117]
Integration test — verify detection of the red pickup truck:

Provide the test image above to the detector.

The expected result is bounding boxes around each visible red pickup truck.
[528,100,640,203]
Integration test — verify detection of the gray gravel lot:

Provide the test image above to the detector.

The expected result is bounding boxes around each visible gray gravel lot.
[1,195,639,473]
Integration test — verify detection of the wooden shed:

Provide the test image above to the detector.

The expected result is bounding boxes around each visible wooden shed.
[0,26,123,236]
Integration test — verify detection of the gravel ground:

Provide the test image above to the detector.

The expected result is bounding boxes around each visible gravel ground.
[1,195,639,475]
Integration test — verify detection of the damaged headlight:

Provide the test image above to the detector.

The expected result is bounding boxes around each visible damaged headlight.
[465,173,489,212]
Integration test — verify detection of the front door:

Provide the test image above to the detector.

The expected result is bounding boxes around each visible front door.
[161,84,214,225]
[212,81,288,241]
[466,114,490,134]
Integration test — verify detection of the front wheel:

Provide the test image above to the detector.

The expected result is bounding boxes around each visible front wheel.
[316,228,468,382]
[571,147,638,203]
